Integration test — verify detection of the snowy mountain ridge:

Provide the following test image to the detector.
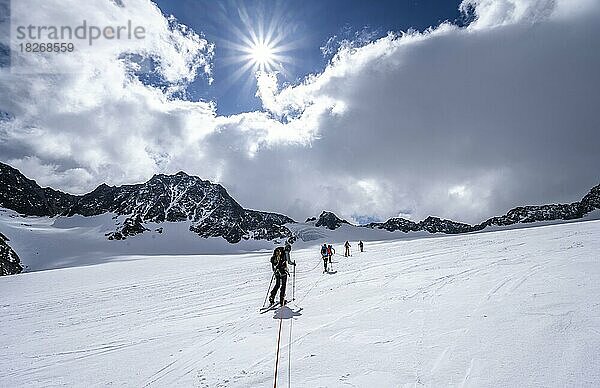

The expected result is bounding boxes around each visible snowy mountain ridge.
[1,160,599,276]
[306,211,351,230]
[365,184,600,234]
[62,171,294,243]
[0,162,294,244]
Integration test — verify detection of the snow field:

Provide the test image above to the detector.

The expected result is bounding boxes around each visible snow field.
[1,220,599,386]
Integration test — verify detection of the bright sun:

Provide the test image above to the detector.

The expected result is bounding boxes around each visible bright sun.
[250,41,275,69]
[239,37,282,73]
[221,9,299,86]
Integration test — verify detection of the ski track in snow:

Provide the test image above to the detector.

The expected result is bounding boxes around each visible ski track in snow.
[1,220,600,386]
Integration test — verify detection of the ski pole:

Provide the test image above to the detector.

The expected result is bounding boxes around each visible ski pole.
[263,272,275,308]
[292,264,296,301]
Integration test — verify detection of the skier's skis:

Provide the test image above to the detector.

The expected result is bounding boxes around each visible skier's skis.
[260,300,290,314]
[260,302,278,313]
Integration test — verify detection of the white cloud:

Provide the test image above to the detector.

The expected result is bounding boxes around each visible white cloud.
[1,0,599,224]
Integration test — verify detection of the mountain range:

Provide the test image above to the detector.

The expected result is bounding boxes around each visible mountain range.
[0,160,598,275]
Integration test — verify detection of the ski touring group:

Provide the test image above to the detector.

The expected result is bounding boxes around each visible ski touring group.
[262,240,365,312]
[262,239,365,386]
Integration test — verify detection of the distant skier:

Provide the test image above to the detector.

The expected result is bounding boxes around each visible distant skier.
[269,243,296,306]
[344,241,351,257]
[358,241,364,252]
[321,243,329,273]
[327,244,335,264]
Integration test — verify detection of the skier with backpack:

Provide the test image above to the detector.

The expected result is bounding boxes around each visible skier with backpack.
[320,243,329,273]
[269,242,296,307]
[327,244,335,265]
[344,241,351,257]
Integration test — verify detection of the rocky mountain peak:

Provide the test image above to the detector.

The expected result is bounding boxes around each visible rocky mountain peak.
[0,162,295,245]
[315,211,351,230]
[418,216,473,234]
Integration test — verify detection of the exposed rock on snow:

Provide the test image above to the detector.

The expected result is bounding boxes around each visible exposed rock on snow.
[107,214,148,241]
[314,211,351,230]
[367,184,600,234]
[365,215,471,234]
[0,163,294,244]
[580,184,600,211]
[0,232,22,276]
[366,217,420,233]
[419,216,473,234]
[0,162,76,216]
[1,161,598,241]
[66,172,295,243]
[474,184,600,230]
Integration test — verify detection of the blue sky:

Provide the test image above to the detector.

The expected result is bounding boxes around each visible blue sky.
[154,0,464,115]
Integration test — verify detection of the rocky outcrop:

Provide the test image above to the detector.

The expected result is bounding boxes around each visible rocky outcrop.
[107,214,148,240]
[474,184,600,229]
[419,216,473,234]
[366,215,472,234]
[579,184,600,212]
[474,203,583,229]
[314,211,351,230]
[0,162,77,216]
[368,184,600,234]
[365,217,419,233]
[0,232,22,276]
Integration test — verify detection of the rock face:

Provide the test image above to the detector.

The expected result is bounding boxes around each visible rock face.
[419,216,473,234]
[474,203,583,229]
[580,184,600,211]
[365,216,471,234]
[0,163,295,244]
[0,162,77,216]
[368,184,600,234]
[474,184,600,230]
[107,214,148,240]
[0,232,22,276]
[366,217,420,233]
[314,211,351,230]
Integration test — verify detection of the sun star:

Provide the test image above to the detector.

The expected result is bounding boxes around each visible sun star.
[249,41,275,70]
[218,6,303,90]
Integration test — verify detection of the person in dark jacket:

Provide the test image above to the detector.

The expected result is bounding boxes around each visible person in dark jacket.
[269,243,296,306]
[320,243,329,273]
[358,241,364,252]
[344,240,351,257]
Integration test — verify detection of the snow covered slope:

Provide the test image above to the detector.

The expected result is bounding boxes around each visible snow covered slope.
[0,208,416,272]
[0,208,280,271]
[1,220,599,386]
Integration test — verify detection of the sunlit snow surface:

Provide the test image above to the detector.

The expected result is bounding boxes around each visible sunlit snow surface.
[1,215,600,386]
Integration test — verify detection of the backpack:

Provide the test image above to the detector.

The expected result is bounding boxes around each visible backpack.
[320,245,328,256]
[271,246,285,270]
